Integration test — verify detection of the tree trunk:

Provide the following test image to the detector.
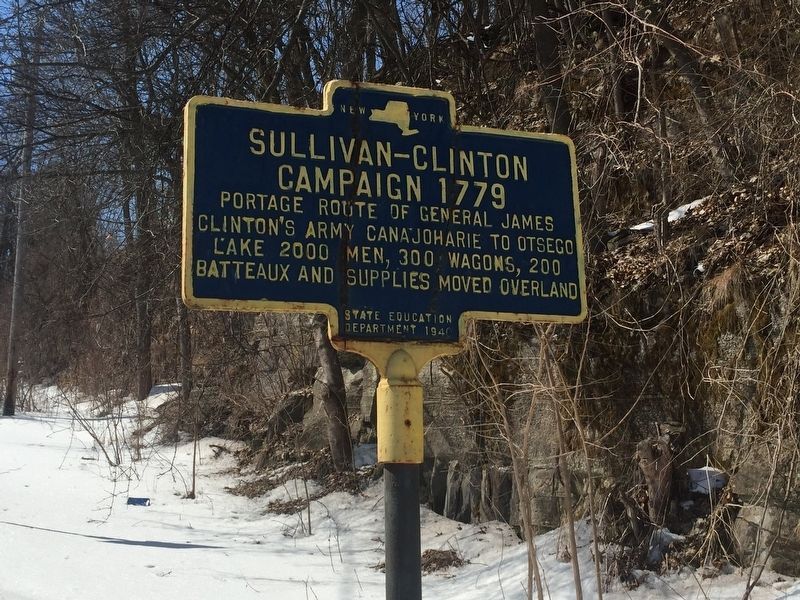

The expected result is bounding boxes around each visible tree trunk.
[529,0,572,135]
[543,336,583,600]
[3,19,39,416]
[311,314,352,472]
[370,0,409,80]
[176,297,192,409]
[651,12,734,180]
[0,184,13,278]
[343,0,369,81]
[134,175,153,402]
[135,290,152,401]
[552,398,583,598]
[365,22,377,79]
[2,195,23,414]
[284,18,316,107]
[637,434,673,525]
[265,0,311,102]
[115,4,153,403]
[600,8,628,121]
[714,9,740,62]
[651,65,670,252]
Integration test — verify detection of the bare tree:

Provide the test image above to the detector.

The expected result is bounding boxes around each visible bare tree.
[3,5,41,416]
[311,314,352,472]
[529,0,572,135]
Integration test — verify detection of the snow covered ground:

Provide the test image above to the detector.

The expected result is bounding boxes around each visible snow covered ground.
[1,386,798,600]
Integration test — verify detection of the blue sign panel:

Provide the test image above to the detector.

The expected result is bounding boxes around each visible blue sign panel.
[183,81,585,344]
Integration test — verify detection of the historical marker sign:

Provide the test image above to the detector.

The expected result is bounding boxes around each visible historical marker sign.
[183,81,586,344]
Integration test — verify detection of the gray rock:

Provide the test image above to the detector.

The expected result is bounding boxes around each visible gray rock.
[429,455,449,515]
[461,466,481,523]
[444,460,470,523]
[480,466,513,523]
[264,388,313,443]
[420,360,477,461]
[528,464,564,533]
[299,367,329,450]
[301,361,379,450]
[733,504,800,577]
[358,361,379,426]
[505,468,561,537]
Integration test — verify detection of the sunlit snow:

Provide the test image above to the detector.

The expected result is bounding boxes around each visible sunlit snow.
[1,386,797,600]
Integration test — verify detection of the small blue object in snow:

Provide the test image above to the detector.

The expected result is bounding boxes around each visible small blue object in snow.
[126,497,151,506]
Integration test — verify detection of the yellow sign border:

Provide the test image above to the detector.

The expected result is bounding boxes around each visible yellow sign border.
[182,80,586,366]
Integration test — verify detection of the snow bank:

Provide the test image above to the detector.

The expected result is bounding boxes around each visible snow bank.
[1,386,798,599]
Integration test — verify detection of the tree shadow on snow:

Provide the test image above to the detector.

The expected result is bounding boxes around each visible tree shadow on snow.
[0,520,221,549]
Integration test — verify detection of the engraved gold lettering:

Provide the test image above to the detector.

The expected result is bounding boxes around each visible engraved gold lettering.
[447,252,515,273]
[278,165,293,190]
[345,268,430,290]
[309,134,324,160]
[347,245,385,264]
[297,265,334,283]
[212,236,264,257]
[314,167,334,194]
[500,213,555,232]
[269,130,285,156]
[318,198,377,219]
[249,129,265,155]
[251,133,529,181]
[290,132,306,158]
[194,260,290,281]
[437,274,492,293]
[412,145,427,170]
[366,226,482,249]
[499,279,579,299]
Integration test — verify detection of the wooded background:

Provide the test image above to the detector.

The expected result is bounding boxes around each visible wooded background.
[1,0,798,588]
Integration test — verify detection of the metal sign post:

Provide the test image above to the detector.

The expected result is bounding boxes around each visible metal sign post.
[182,80,585,600]
[379,348,425,600]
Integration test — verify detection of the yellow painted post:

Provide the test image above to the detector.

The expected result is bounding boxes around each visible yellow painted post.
[377,349,424,464]
[336,345,457,600]
[377,348,424,600]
